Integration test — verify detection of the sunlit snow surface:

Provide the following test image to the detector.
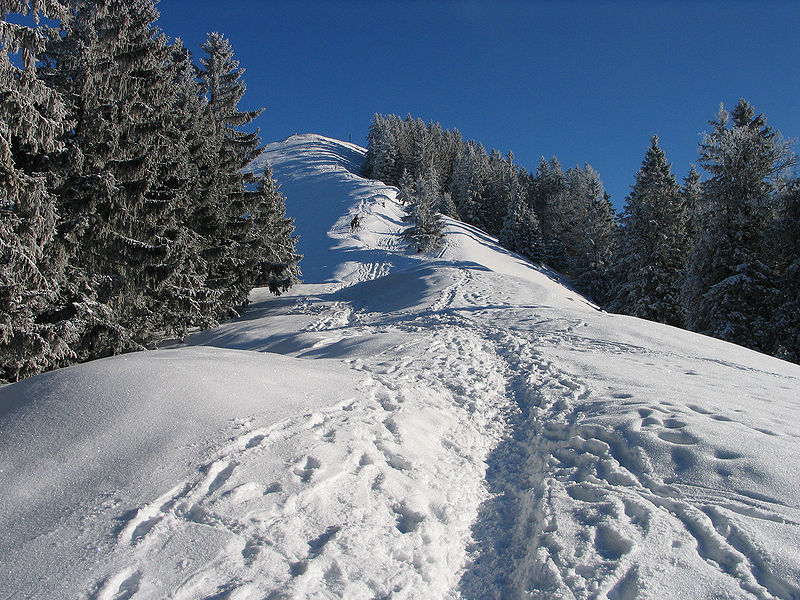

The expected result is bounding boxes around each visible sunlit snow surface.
[1,134,799,599]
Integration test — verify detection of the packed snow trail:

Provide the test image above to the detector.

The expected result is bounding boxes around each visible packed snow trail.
[0,134,799,599]
[97,286,514,599]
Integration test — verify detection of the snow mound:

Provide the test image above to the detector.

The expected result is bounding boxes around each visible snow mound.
[1,133,798,599]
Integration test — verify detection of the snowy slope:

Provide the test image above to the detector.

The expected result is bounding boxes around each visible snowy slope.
[1,134,799,599]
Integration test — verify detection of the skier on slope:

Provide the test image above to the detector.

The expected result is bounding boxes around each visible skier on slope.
[350,214,360,232]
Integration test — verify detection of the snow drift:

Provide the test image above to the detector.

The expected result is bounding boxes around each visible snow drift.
[1,134,798,599]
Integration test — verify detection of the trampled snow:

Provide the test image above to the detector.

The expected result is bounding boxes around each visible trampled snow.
[1,133,799,599]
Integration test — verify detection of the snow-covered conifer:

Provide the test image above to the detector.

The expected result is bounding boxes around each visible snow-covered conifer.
[610,136,688,326]
[197,32,270,319]
[531,157,570,270]
[240,166,301,296]
[0,0,81,381]
[398,169,415,205]
[450,141,488,225]
[766,177,800,361]
[499,179,542,260]
[404,163,444,252]
[479,149,514,235]
[683,100,794,350]
[437,190,459,219]
[147,39,216,338]
[569,167,617,303]
[45,0,188,356]
[363,114,399,183]
[681,165,702,243]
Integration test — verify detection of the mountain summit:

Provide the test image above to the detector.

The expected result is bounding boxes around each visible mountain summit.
[1,134,798,599]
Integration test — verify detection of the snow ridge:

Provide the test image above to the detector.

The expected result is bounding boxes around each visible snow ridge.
[1,134,798,599]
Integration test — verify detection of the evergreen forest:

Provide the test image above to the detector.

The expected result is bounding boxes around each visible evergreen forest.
[0,1,300,382]
[364,109,799,364]
[2,1,798,382]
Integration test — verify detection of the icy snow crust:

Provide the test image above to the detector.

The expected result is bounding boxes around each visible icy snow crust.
[1,134,799,599]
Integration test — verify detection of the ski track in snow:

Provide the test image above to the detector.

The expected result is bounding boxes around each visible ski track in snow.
[3,135,799,600]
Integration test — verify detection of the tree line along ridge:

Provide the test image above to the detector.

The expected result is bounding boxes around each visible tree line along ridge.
[2,1,797,381]
[365,109,799,364]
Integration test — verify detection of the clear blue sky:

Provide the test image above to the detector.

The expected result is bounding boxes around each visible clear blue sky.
[157,0,800,211]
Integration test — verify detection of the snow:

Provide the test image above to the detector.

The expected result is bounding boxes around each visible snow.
[1,133,799,599]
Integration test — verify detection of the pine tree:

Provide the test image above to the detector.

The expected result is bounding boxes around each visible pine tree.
[681,165,702,242]
[397,169,415,205]
[437,190,459,219]
[570,168,617,304]
[403,162,444,252]
[499,178,542,260]
[437,128,463,192]
[479,149,514,235]
[196,32,267,319]
[531,157,570,270]
[147,39,214,338]
[240,166,301,296]
[411,125,433,181]
[398,115,426,181]
[363,113,399,183]
[767,177,800,361]
[450,141,488,225]
[610,136,688,326]
[45,0,189,358]
[683,100,793,350]
[0,0,75,381]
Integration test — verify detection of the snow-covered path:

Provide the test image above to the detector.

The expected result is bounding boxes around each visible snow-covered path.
[91,279,514,599]
[1,134,799,599]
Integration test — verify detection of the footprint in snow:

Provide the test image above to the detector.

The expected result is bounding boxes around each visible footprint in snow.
[594,524,634,560]
[307,525,341,558]
[117,482,190,544]
[754,427,780,437]
[294,456,321,483]
[378,396,399,411]
[671,445,699,473]
[383,417,400,438]
[264,481,283,494]
[221,482,263,504]
[714,449,743,460]
[639,408,662,427]
[91,567,141,600]
[245,433,267,448]
[289,560,308,577]
[657,429,698,445]
[130,516,162,543]
[394,503,426,534]
[205,460,236,496]
[566,483,607,504]
[379,447,412,471]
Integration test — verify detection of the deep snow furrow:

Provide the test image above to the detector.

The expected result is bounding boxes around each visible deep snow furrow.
[458,330,625,599]
[456,318,787,600]
[464,324,797,600]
